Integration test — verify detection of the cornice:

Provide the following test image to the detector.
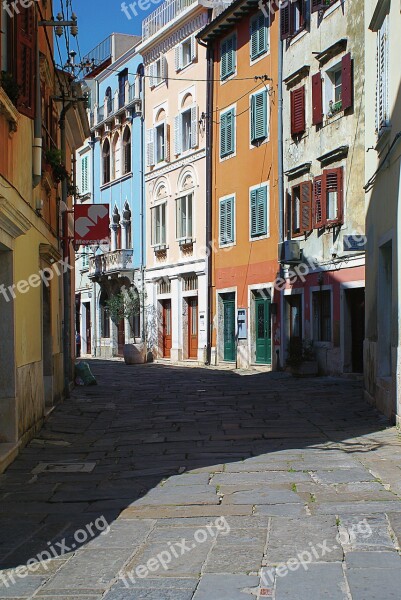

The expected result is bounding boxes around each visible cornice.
[145,149,206,181]
[0,197,31,239]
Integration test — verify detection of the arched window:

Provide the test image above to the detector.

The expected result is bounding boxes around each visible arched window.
[102,138,110,184]
[123,127,131,174]
[100,291,110,338]
[105,86,112,114]
[112,133,121,180]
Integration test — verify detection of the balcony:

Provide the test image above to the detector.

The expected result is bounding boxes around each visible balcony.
[83,35,112,69]
[91,79,142,129]
[89,249,134,279]
[142,0,197,41]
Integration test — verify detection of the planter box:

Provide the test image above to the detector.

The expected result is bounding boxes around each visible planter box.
[123,343,146,365]
[287,361,319,378]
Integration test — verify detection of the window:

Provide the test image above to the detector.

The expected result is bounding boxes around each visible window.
[220,108,235,158]
[102,139,110,184]
[250,184,268,238]
[290,181,312,236]
[118,68,128,108]
[105,86,113,115]
[175,36,196,71]
[112,133,121,179]
[174,105,198,155]
[100,292,110,338]
[280,0,306,40]
[15,8,35,118]
[250,12,269,61]
[219,196,235,246]
[314,54,353,125]
[290,86,305,136]
[312,290,332,342]
[376,16,389,134]
[147,122,169,165]
[155,123,165,163]
[312,0,337,12]
[81,247,89,269]
[176,193,193,240]
[81,155,89,194]
[148,55,167,87]
[312,168,343,228]
[152,203,166,246]
[123,127,131,174]
[251,89,268,142]
[220,34,236,80]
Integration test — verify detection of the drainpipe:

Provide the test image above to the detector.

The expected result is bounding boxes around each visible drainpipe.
[198,35,213,366]
[277,28,284,371]
[32,19,42,188]
[89,133,97,357]
[139,70,146,347]
[60,102,73,399]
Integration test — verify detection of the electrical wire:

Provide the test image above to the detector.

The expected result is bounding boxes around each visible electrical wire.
[37,2,66,96]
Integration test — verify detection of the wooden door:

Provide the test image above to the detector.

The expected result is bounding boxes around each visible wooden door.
[162,300,172,358]
[223,294,236,362]
[350,288,365,373]
[255,295,271,364]
[85,303,91,355]
[117,319,125,357]
[188,297,198,359]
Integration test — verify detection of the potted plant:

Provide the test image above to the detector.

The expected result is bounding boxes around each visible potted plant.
[0,71,20,105]
[106,288,146,364]
[45,148,69,183]
[286,338,318,377]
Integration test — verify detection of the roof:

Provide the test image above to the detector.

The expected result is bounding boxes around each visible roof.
[197,0,261,43]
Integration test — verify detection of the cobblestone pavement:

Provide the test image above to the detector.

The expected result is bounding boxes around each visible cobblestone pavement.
[1,361,401,599]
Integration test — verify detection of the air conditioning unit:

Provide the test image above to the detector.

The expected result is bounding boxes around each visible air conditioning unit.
[278,240,301,264]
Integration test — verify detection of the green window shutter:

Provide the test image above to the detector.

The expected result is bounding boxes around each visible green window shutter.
[251,90,267,142]
[221,35,235,80]
[251,186,267,237]
[251,14,267,60]
[220,109,235,157]
[219,198,227,245]
[226,196,234,243]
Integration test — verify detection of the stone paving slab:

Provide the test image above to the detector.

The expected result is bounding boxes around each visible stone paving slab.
[1,363,401,598]
[346,566,401,599]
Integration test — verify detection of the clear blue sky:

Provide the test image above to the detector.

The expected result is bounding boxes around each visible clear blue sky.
[56,0,157,58]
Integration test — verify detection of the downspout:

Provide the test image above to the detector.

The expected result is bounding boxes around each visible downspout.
[277,27,284,371]
[139,69,146,347]
[32,11,42,188]
[198,34,213,366]
[60,101,73,399]
[89,133,97,357]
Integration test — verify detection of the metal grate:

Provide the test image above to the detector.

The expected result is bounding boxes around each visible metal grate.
[158,278,171,294]
[183,274,198,291]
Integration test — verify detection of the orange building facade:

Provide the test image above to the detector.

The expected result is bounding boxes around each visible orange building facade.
[199,1,280,369]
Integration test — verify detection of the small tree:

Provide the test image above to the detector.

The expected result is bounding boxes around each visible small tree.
[106,287,141,325]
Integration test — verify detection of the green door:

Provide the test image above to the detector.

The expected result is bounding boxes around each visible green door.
[255,295,271,364]
[223,294,236,362]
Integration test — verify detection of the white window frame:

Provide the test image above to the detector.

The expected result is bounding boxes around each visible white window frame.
[249,181,270,241]
[175,36,196,72]
[148,55,167,88]
[151,202,167,247]
[249,88,270,148]
[80,153,90,195]
[376,15,390,135]
[176,192,194,241]
[218,193,236,248]
[155,122,166,164]
[324,60,343,117]
[174,103,199,155]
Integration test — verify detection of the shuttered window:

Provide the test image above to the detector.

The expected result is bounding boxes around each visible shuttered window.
[81,156,89,194]
[250,13,268,61]
[313,168,344,228]
[220,34,236,80]
[219,196,235,246]
[376,16,389,133]
[152,203,166,246]
[312,72,323,126]
[16,7,35,118]
[251,90,268,142]
[291,181,312,236]
[250,185,268,239]
[291,86,305,135]
[280,1,306,40]
[220,108,235,158]
[341,53,353,111]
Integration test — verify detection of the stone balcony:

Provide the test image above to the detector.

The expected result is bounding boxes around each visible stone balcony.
[89,249,134,280]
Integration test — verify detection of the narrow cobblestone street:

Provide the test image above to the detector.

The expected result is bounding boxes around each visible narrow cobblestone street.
[1,361,401,599]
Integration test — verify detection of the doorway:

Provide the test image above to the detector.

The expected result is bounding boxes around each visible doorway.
[222,293,236,362]
[162,299,172,358]
[254,293,271,364]
[344,287,365,374]
[187,297,198,359]
[42,282,53,407]
[85,303,91,355]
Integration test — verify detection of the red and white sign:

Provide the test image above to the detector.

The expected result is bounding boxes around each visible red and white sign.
[74,204,110,246]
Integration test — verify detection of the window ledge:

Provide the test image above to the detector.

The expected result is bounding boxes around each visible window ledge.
[153,244,168,253]
[178,238,194,247]
[0,88,19,132]
[375,125,392,154]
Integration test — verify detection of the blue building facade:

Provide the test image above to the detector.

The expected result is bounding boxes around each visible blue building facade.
[75,34,145,358]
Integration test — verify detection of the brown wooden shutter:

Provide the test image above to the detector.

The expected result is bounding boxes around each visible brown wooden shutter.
[300,181,313,232]
[325,167,344,225]
[311,0,322,12]
[280,5,290,40]
[313,176,325,228]
[312,73,323,126]
[291,86,305,135]
[341,53,353,111]
[16,7,35,118]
